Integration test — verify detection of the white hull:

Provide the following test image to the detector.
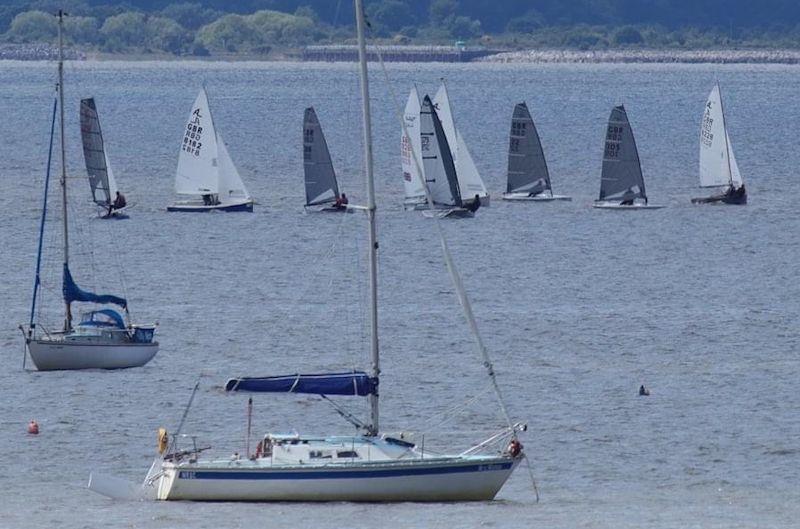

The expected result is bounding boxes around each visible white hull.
[593,202,665,210]
[304,204,354,214]
[422,208,474,219]
[167,198,254,212]
[502,193,571,202]
[28,339,158,371]
[154,456,517,502]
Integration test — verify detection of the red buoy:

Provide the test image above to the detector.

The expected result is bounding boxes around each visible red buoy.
[27,420,39,435]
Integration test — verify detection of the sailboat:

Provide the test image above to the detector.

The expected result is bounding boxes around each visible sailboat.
[22,11,159,371]
[420,94,475,218]
[401,87,427,210]
[89,0,524,502]
[167,88,254,212]
[593,105,664,210]
[433,81,490,208]
[691,83,747,205]
[502,102,571,202]
[80,98,129,218]
[303,106,349,212]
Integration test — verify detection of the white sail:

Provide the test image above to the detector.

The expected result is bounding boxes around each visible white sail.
[726,130,743,188]
[401,87,426,202]
[699,85,734,188]
[104,152,118,200]
[175,89,220,196]
[216,132,250,205]
[433,82,488,201]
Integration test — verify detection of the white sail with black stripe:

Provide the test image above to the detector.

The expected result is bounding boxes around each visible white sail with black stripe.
[506,102,550,196]
[80,98,118,207]
[599,105,646,203]
[420,95,461,207]
[303,106,340,207]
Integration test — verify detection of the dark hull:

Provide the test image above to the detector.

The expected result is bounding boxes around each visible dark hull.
[167,202,254,212]
[691,193,747,205]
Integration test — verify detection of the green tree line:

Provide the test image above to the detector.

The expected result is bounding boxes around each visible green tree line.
[2,0,800,54]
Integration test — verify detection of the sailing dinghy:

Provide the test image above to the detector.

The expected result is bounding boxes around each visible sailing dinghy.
[593,105,663,210]
[167,88,254,212]
[90,0,525,502]
[79,98,130,218]
[502,102,571,202]
[691,83,747,205]
[22,12,158,371]
[303,106,350,212]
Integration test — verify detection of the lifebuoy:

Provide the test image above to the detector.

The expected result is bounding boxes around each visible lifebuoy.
[507,439,522,457]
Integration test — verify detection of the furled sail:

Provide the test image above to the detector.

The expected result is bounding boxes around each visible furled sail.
[432,82,488,202]
[175,88,220,196]
[599,105,646,202]
[303,107,340,206]
[506,102,551,195]
[420,95,462,207]
[62,264,127,308]
[401,87,426,203]
[225,372,378,396]
[80,98,118,206]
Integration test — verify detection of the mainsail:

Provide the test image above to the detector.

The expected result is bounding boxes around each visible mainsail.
[303,107,340,206]
[599,105,646,202]
[699,85,743,189]
[175,88,250,205]
[432,82,488,201]
[80,98,118,207]
[420,95,461,207]
[506,102,551,195]
[401,87,426,204]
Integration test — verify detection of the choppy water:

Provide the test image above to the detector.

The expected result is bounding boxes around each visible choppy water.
[1,60,799,528]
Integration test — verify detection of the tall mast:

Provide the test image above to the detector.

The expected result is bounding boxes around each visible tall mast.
[57,10,72,331]
[354,0,379,436]
[717,82,734,188]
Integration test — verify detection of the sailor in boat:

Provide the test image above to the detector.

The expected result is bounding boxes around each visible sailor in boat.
[334,192,349,210]
[466,194,481,213]
[202,194,220,206]
[107,191,126,216]
[725,184,746,201]
[619,188,636,206]
[639,384,650,396]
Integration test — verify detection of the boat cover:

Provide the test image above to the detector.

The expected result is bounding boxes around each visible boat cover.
[225,371,378,396]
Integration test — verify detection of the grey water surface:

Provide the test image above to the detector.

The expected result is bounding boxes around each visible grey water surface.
[0,60,798,528]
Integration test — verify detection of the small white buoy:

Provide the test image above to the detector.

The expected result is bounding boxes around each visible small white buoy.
[27,420,39,435]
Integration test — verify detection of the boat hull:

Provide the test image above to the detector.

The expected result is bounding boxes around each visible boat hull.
[593,202,665,210]
[421,208,474,219]
[304,204,353,214]
[691,194,747,205]
[502,193,572,202]
[27,339,159,371]
[167,200,254,212]
[156,457,518,502]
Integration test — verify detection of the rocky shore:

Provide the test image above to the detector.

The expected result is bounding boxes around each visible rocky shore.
[482,48,800,64]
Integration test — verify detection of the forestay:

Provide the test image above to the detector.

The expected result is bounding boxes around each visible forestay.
[507,102,551,195]
[600,105,646,202]
[80,98,118,206]
[420,95,462,207]
[225,372,378,396]
[175,89,220,196]
[699,85,743,189]
[401,88,426,203]
[433,83,488,201]
[303,106,340,206]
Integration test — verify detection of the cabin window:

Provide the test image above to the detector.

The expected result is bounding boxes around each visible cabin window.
[309,450,332,459]
[337,451,359,459]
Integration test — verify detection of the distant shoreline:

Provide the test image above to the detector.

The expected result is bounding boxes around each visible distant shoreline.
[4,43,800,64]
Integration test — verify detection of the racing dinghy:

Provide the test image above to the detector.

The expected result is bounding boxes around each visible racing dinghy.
[502,102,571,202]
[691,83,746,205]
[303,107,350,212]
[22,12,158,371]
[90,1,525,502]
[593,105,663,210]
[80,98,130,218]
[167,88,254,212]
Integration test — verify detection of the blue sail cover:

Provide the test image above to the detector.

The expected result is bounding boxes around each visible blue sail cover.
[63,264,127,308]
[225,371,378,396]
